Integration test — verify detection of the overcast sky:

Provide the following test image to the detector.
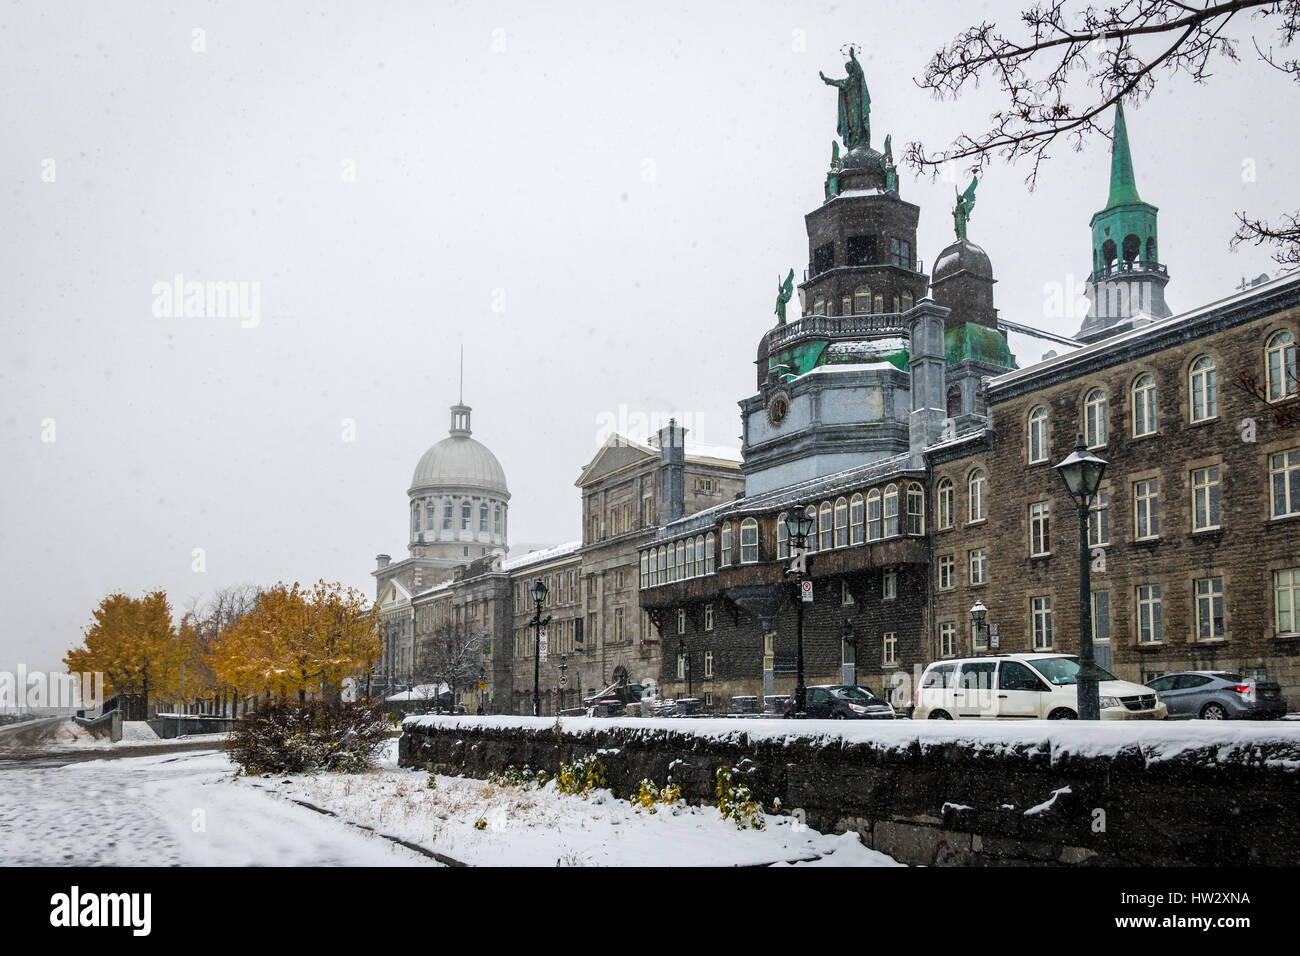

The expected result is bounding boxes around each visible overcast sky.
[3,0,1296,673]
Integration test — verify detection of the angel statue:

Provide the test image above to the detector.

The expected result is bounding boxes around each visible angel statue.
[774,268,795,326]
[954,174,978,240]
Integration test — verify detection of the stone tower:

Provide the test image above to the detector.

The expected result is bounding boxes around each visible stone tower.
[741,61,929,495]
[1077,102,1172,342]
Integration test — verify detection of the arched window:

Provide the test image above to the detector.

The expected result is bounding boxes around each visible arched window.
[834,497,848,548]
[677,540,687,579]
[818,501,833,551]
[947,384,963,419]
[479,503,489,532]
[850,493,865,545]
[1084,389,1107,448]
[658,545,668,586]
[1101,238,1117,270]
[804,505,819,553]
[411,503,420,536]
[892,294,901,313]
[1122,233,1140,262]
[705,532,716,574]
[906,483,925,535]
[883,484,900,537]
[901,290,914,311]
[776,513,789,559]
[1266,330,1297,401]
[874,292,884,313]
[740,518,759,563]
[813,298,826,316]
[640,551,648,589]
[854,286,871,314]
[866,490,883,540]
[1132,373,1158,437]
[695,535,706,577]
[1189,356,1218,423]
[840,296,851,316]
[720,523,733,566]
[1028,406,1049,463]
[685,537,695,578]
[969,469,987,523]
[937,478,954,530]
[1146,237,1157,263]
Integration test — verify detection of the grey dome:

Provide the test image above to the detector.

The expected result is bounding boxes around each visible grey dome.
[409,404,510,498]
[933,238,993,281]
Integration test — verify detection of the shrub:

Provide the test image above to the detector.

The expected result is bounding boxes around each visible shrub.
[630,778,684,814]
[557,754,606,797]
[227,698,390,775]
[487,765,549,789]
[715,766,764,830]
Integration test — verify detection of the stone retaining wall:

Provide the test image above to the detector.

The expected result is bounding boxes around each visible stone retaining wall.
[399,716,1300,866]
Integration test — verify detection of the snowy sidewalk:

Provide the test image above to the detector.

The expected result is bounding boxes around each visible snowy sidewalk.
[0,749,436,866]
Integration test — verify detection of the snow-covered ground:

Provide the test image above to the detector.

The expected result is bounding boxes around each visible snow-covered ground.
[251,742,900,867]
[406,715,1300,767]
[0,741,901,867]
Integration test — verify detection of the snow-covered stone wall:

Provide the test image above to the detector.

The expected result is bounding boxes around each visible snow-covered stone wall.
[400,716,1300,866]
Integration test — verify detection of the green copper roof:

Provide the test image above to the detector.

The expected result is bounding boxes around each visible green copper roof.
[1104,101,1141,209]
[945,323,1014,369]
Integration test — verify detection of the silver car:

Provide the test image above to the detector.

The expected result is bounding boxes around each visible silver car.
[1145,671,1288,720]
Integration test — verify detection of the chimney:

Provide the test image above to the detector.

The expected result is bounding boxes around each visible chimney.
[656,418,687,526]
[375,554,391,570]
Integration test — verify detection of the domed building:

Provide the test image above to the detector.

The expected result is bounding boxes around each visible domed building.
[374,400,510,599]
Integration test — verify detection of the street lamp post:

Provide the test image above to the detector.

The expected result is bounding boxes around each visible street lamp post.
[1054,436,1109,721]
[557,654,568,717]
[970,600,988,654]
[784,509,817,717]
[529,578,551,717]
[476,666,485,716]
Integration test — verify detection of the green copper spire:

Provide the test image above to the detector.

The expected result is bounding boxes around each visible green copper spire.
[1105,101,1141,208]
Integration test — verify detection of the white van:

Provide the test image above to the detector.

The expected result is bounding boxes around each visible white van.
[913,653,1167,720]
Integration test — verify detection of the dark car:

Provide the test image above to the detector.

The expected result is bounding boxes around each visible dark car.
[1146,671,1288,720]
[797,685,896,720]
[764,694,793,716]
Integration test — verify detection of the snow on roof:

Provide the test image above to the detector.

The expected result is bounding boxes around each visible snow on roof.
[803,361,899,376]
[386,683,450,701]
[501,541,582,572]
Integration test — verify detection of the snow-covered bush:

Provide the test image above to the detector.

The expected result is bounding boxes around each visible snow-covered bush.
[715,766,764,830]
[227,699,390,775]
[630,778,684,814]
[557,754,606,797]
[487,765,550,789]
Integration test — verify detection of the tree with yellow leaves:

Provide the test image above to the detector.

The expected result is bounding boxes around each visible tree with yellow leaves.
[208,580,380,704]
[64,590,188,718]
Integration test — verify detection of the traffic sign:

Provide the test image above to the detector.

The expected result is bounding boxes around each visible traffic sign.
[539,626,548,662]
[477,680,487,690]
[560,675,568,688]
[801,579,813,603]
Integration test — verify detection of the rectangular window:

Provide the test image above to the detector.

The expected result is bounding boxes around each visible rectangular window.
[813,242,834,275]
[939,623,956,657]
[883,631,898,666]
[888,237,911,270]
[1276,568,1300,634]
[841,580,854,606]
[937,554,955,590]
[704,603,714,631]
[740,521,759,564]
[461,503,471,531]
[643,496,654,526]
[1136,584,1163,643]
[1088,489,1110,547]
[1191,466,1221,531]
[677,653,686,679]
[1031,596,1053,650]
[882,571,897,601]
[1092,590,1111,643]
[968,548,987,586]
[1029,502,1050,556]
[614,606,625,642]
[1270,450,1300,518]
[1195,577,1224,641]
[443,503,453,530]
[1134,479,1160,540]
[677,608,686,635]
[846,235,877,266]
[704,651,714,679]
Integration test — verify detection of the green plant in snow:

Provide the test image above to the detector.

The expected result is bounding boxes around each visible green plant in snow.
[557,754,606,797]
[716,765,764,830]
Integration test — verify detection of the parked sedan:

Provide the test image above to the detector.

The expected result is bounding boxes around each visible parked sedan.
[800,685,896,719]
[1145,671,1288,720]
